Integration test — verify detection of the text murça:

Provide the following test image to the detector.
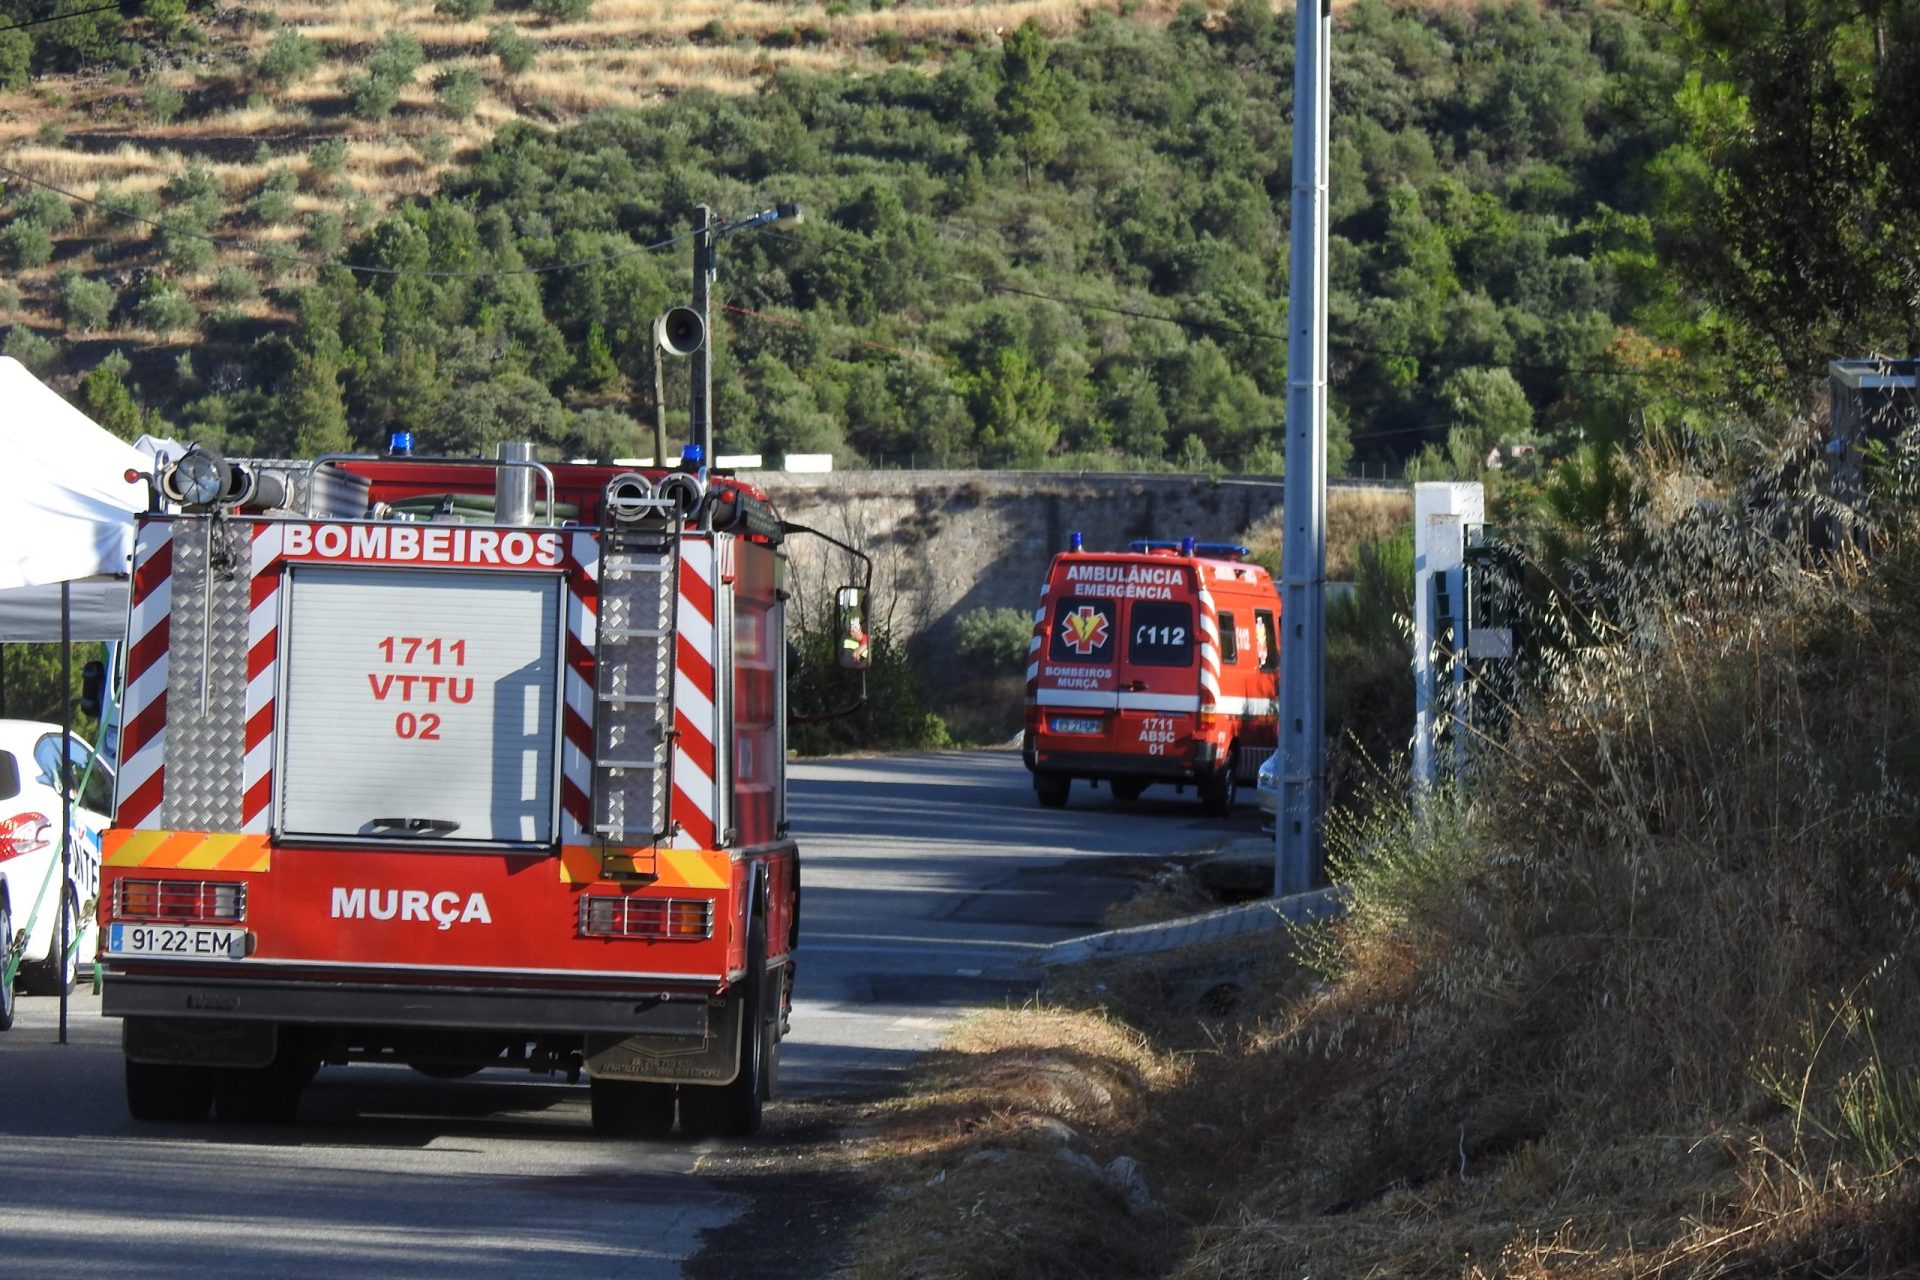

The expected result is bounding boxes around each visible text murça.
[331,887,493,931]
[282,523,565,568]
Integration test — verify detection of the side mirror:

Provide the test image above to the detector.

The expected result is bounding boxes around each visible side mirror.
[834,586,871,671]
[79,659,106,719]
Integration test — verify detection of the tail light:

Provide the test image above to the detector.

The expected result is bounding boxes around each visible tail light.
[0,812,51,862]
[114,878,248,923]
[579,895,713,940]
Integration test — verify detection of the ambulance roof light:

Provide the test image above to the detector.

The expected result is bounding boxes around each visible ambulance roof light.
[389,430,413,457]
[1181,535,1195,555]
[1069,531,1083,551]
[680,443,705,469]
[1193,541,1252,560]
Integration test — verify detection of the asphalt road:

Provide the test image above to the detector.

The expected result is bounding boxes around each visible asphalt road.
[0,747,1258,1277]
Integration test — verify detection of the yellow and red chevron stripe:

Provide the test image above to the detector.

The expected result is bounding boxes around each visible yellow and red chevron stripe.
[559,845,730,887]
[105,830,271,873]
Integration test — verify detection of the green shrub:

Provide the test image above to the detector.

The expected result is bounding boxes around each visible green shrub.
[487,22,536,76]
[96,186,162,236]
[416,131,453,165]
[248,168,298,225]
[532,0,593,20]
[788,622,949,755]
[301,211,344,258]
[954,606,1034,672]
[0,279,20,313]
[434,67,481,120]
[211,265,259,303]
[15,188,75,230]
[56,272,116,332]
[0,218,54,268]
[350,73,403,122]
[0,29,31,91]
[367,30,424,82]
[305,138,349,192]
[256,30,322,84]
[162,162,224,225]
[2,325,61,372]
[135,284,199,335]
[159,218,216,274]
[434,0,493,17]
[143,80,185,123]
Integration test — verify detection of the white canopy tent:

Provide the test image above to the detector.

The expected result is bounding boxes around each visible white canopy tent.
[0,356,155,642]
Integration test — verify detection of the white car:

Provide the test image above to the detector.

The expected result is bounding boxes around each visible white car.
[1,719,110,1029]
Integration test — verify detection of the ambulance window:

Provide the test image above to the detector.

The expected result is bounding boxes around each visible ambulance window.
[1218,612,1238,663]
[1047,596,1117,665]
[1128,601,1193,667]
[1255,610,1277,672]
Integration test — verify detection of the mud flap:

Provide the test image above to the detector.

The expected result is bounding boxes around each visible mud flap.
[583,997,743,1085]
[124,1016,278,1069]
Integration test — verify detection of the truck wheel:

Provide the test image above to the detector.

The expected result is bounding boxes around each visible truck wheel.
[0,897,15,1031]
[1199,766,1238,817]
[590,1078,676,1139]
[126,1058,214,1122]
[1110,779,1147,802]
[1034,772,1070,809]
[21,887,79,996]
[212,1056,305,1124]
[679,916,775,1140]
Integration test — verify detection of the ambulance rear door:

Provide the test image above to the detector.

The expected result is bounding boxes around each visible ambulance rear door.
[1034,584,1120,747]
[1114,569,1201,763]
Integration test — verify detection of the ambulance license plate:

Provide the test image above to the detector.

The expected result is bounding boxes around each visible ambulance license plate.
[108,924,249,960]
[1049,716,1102,735]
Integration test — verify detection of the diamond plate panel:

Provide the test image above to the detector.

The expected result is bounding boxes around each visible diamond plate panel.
[592,547,676,843]
[162,517,255,830]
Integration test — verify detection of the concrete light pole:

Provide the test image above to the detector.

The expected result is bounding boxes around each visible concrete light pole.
[1276,0,1331,897]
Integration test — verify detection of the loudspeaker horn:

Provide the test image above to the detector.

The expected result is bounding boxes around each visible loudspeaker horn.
[653,307,705,357]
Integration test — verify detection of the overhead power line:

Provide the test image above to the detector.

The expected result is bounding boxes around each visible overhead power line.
[0,3,122,35]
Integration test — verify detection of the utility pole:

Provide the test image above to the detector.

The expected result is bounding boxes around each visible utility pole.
[1276,0,1331,897]
[689,204,716,467]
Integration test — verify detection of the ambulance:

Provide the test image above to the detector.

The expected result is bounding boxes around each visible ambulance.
[1023,537,1279,813]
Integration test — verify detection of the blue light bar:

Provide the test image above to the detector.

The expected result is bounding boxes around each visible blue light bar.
[388,431,413,457]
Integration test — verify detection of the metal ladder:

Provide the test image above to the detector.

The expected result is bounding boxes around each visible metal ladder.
[591,510,682,848]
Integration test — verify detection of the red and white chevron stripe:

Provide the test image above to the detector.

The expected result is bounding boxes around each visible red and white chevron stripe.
[1024,577,1051,704]
[560,531,599,843]
[116,522,173,829]
[1196,574,1221,715]
[673,538,718,849]
[240,524,283,832]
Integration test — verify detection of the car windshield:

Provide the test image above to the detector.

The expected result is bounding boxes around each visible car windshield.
[33,733,114,814]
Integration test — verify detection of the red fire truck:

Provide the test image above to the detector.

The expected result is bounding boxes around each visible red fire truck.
[1023,537,1279,813]
[96,445,867,1138]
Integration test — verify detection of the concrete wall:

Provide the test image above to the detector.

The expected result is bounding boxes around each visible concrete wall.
[753,470,1297,673]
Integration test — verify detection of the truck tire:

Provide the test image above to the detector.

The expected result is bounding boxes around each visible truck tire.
[0,897,15,1031]
[679,915,775,1140]
[1110,778,1147,802]
[1034,772,1070,809]
[590,1077,676,1139]
[212,1059,304,1124]
[21,887,79,996]
[1199,765,1238,817]
[126,1058,214,1123]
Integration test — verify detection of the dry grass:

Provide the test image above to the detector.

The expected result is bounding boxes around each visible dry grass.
[1244,483,1413,581]
[844,435,1920,1279]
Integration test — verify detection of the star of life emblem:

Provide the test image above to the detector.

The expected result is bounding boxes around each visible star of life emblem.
[1060,605,1110,656]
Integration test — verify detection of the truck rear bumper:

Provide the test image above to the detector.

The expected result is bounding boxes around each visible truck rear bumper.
[101,972,712,1037]
[1026,746,1211,782]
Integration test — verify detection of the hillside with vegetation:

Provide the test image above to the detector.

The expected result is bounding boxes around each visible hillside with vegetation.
[7,3,1920,1271]
[0,0,1709,477]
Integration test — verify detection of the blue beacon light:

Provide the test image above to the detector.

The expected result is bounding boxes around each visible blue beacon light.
[1181,535,1195,555]
[388,430,413,457]
[1069,531,1083,551]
